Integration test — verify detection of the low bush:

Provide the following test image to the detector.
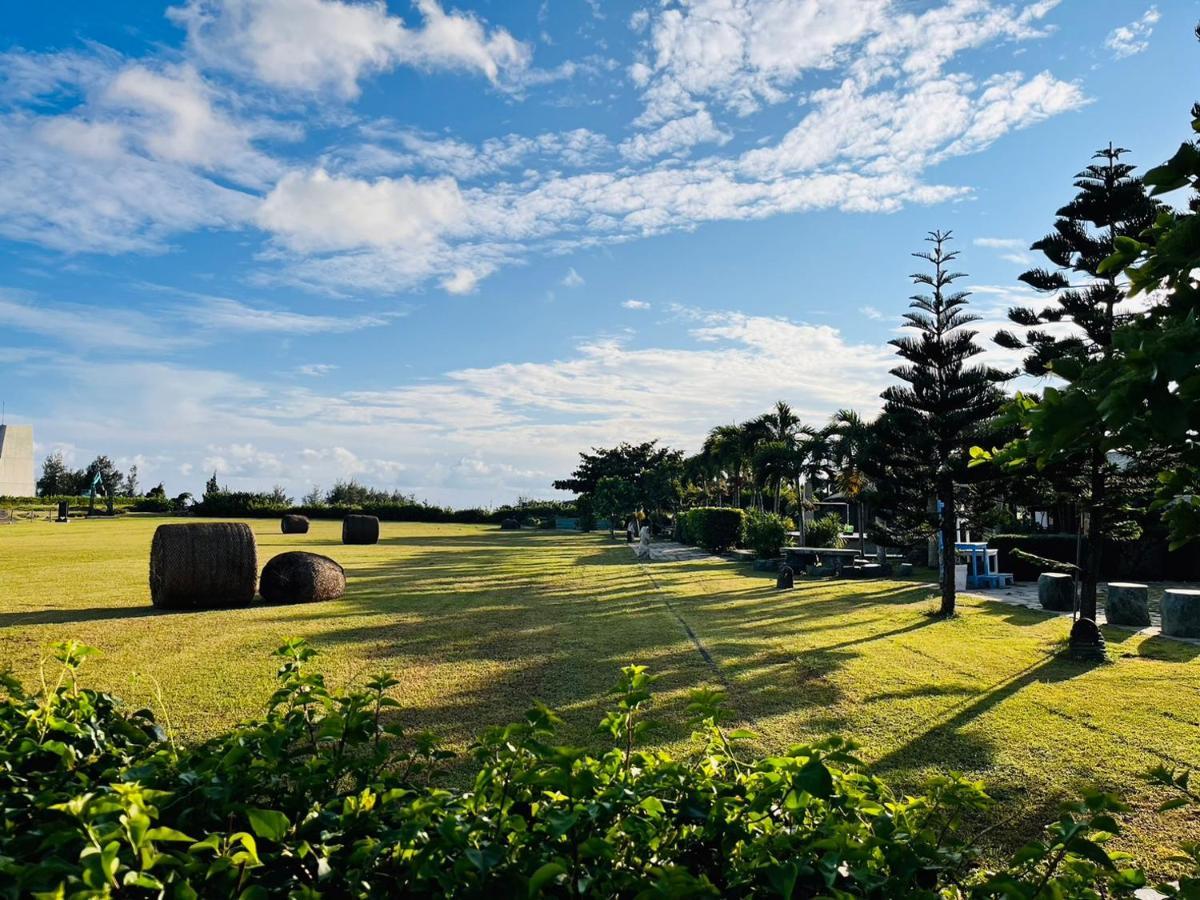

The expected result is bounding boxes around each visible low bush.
[681,506,745,552]
[742,510,793,559]
[806,513,847,549]
[0,641,1159,897]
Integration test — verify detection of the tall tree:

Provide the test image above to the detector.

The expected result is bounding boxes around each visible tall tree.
[122,465,140,498]
[37,451,68,497]
[979,48,1200,550]
[994,145,1163,620]
[882,231,1007,616]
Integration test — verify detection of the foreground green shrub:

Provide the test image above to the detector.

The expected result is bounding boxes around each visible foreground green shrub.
[806,513,847,549]
[681,506,745,552]
[742,510,793,559]
[0,641,1158,897]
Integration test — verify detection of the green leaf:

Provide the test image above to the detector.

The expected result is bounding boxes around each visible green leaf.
[528,862,567,896]
[246,808,290,842]
[146,827,196,843]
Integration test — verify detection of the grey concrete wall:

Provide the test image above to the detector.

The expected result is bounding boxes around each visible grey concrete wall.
[0,425,35,497]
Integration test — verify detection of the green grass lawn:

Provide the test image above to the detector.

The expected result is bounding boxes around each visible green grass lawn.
[2,516,1199,874]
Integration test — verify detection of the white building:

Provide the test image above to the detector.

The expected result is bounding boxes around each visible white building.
[0,424,35,497]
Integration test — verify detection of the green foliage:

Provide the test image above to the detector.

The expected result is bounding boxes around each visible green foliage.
[592,476,639,531]
[806,513,847,549]
[0,641,1162,898]
[741,509,792,559]
[680,506,745,551]
[975,56,1200,550]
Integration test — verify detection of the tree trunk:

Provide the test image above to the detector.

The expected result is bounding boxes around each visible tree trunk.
[939,476,957,616]
[1080,444,1106,621]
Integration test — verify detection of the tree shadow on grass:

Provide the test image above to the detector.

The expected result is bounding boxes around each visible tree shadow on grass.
[0,605,176,628]
[872,652,1101,775]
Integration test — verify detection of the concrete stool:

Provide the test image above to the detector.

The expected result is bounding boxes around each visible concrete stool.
[1038,573,1074,612]
[1105,582,1150,627]
[859,563,883,578]
[898,562,913,577]
[1162,589,1200,638]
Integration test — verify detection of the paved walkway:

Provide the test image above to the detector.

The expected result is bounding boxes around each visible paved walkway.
[967,580,1200,645]
[629,539,725,563]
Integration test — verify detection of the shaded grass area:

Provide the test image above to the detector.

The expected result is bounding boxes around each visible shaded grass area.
[2,517,1199,873]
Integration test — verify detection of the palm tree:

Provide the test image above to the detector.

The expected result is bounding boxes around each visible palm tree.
[703,425,745,507]
[828,409,872,556]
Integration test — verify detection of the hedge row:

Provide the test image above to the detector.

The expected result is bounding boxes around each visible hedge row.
[990,533,1200,582]
[187,492,576,525]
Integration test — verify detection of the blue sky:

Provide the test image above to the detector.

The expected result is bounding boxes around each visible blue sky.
[0,0,1195,506]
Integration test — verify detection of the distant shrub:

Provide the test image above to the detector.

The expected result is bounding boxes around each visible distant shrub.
[807,513,847,549]
[681,507,745,552]
[0,640,1155,898]
[191,491,289,517]
[742,510,793,559]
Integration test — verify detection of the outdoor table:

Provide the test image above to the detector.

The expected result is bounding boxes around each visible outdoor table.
[784,546,861,574]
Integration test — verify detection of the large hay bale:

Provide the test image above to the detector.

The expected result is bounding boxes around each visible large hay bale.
[281,514,310,534]
[149,523,258,610]
[342,514,380,545]
[260,551,345,604]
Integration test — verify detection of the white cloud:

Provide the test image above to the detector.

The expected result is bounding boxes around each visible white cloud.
[22,307,895,505]
[441,268,482,294]
[297,363,338,377]
[622,299,651,309]
[561,266,584,287]
[619,109,730,161]
[0,290,188,351]
[102,64,284,188]
[859,305,885,320]
[974,237,1026,250]
[169,0,530,98]
[974,236,1032,265]
[343,126,612,179]
[257,168,470,253]
[1105,6,1160,59]
[183,296,402,333]
[0,109,257,253]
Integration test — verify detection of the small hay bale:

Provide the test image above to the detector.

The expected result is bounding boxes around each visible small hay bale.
[342,514,380,545]
[500,517,521,530]
[281,514,310,534]
[149,523,258,610]
[260,551,346,604]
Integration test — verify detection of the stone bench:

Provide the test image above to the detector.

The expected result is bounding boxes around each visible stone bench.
[1037,572,1074,612]
[1105,582,1150,627]
[1162,589,1200,638]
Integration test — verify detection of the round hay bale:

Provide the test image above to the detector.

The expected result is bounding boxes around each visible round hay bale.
[281,514,310,535]
[500,517,521,530]
[149,523,258,610]
[260,551,346,604]
[342,514,380,545]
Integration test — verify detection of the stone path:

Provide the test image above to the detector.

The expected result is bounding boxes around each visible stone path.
[967,580,1200,645]
[629,539,725,563]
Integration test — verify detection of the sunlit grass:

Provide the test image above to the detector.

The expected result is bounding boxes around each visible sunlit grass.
[1,516,1198,872]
